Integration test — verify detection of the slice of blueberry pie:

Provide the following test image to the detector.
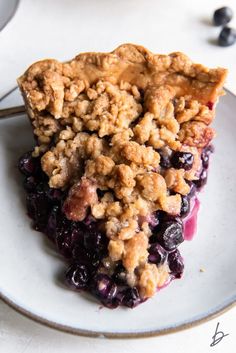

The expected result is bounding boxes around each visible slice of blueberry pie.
[17,44,227,308]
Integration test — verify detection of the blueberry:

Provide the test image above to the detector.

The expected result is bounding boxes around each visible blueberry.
[218,27,236,47]
[201,145,214,169]
[56,233,74,258]
[148,243,167,265]
[23,176,38,192]
[18,152,40,176]
[112,263,127,285]
[84,230,108,256]
[45,205,60,239]
[92,274,117,305]
[156,221,184,251]
[186,181,197,197]
[156,211,182,225]
[66,263,90,290]
[171,152,193,170]
[122,287,141,308]
[26,192,51,231]
[47,188,64,202]
[158,149,172,169]
[194,169,208,189]
[213,7,233,26]
[180,196,190,217]
[72,245,100,269]
[82,214,97,229]
[168,249,184,278]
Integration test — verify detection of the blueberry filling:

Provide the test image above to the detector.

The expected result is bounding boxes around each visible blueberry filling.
[180,196,190,217]
[171,151,194,170]
[168,249,184,278]
[18,146,212,308]
[148,243,167,265]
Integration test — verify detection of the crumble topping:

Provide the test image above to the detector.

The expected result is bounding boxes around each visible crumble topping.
[18,44,227,299]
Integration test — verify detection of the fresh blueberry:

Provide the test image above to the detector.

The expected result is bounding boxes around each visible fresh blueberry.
[156,221,184,251]
[171,151,193,170]
[122,287,141,308]
[180,196,190,217]
[213,7,233,26]
[148,243,167,265]
[168,249,184,278]
[218,27,236,47]
[66,263,90,290]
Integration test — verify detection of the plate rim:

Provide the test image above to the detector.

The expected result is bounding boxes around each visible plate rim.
[0,0,20,32]
[1,88,236,338]
[1,289,236,338]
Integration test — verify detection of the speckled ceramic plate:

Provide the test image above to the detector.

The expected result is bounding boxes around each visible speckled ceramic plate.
[0,90,236,338]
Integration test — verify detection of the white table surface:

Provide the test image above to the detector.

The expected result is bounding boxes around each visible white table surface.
[0,0,236,352]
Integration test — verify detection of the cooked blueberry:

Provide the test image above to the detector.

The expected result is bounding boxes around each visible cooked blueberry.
[148,213,159,229]
[84,230,108,256]
[180,196,190,217]
[92,274,117,304]
[18,152,39,176]
[122,287,141,308]
[82,214,97,229]
[186,181,197,197]
[194,169,208,189]
[158,149,172,169]
[157,211,182,225]
[72,245,100,269]
[112,263,127,285]
[201,145,214,169]
[47,188,64,201]
[156,221,184,251]
[171,152,193,170]
[23,176,38,192]
[218,27,236,47]
[45,205,60,239]
[56,233,74,258]
[66,263,89,290]
[213,7,233,26]
[148,243,167,265]
[26,193,51,231]
[168,249,184,278]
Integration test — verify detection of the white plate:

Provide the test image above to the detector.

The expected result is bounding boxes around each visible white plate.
[0,0,19,32]
[0,90,236,338]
